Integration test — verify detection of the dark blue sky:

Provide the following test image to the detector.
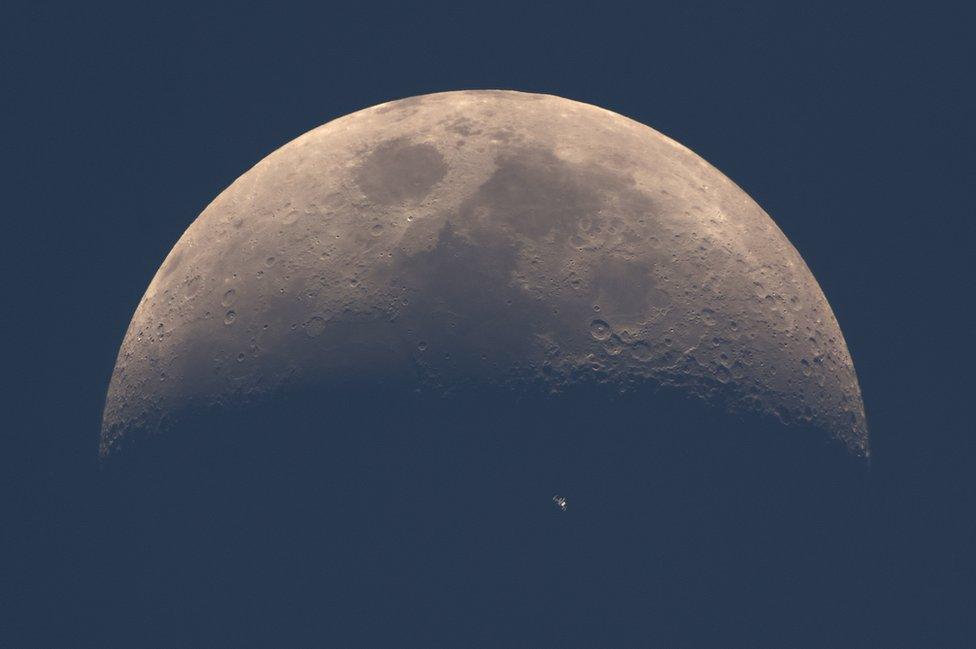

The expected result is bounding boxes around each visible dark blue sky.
[4,3,974,646]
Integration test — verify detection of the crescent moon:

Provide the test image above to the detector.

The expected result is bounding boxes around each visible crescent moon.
[101,90,867,460]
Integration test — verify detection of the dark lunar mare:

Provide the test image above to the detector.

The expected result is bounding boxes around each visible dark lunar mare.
[94,382,869,648]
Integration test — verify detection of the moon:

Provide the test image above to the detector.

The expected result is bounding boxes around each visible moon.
[100,89,867,460]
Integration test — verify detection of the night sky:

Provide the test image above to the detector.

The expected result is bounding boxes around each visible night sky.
[4,3,974,647]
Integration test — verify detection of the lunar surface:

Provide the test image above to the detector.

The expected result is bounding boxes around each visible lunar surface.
[100,90,867,460]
